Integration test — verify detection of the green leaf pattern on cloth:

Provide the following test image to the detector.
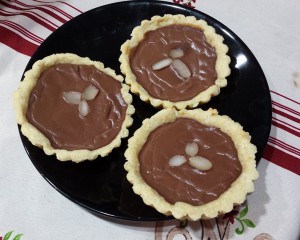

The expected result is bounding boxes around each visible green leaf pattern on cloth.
[155,204,257,239]
[3,231,13,240]
[1,231,23,240]
[234,205,256,235]
[12,234,23,240]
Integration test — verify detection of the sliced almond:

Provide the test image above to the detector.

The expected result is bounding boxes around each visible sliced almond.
[171,59,191,78]
[169,155,187,167]
[185,142,198,157]
[169,48,184,58]
[62,91,81,104]
[78,100,89,118]
[82,84,99,100]
[152,58,172,71]
[188,156,212,171]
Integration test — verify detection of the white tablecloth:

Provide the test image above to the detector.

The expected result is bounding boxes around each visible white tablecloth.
[1,0,299,239]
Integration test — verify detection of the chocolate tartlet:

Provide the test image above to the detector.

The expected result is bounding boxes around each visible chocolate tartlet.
[124,108,258,220]
[120,14,231,109]
[14,53,134,162]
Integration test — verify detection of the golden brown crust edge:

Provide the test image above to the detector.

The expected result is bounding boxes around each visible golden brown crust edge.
[124,108,258,220]
[119,14,231,110]
[14,53,135,163]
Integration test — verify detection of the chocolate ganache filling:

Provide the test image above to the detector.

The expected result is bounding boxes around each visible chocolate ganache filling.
[130,25,217,102]
[139,118,242,206]
[26,63,128,151]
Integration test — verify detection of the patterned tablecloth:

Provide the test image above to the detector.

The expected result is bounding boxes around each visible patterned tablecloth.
[0,0,299,239]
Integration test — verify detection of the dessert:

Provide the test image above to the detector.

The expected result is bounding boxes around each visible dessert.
[120,14,231,109]
[14,53,134,162]
[124,108,258,220]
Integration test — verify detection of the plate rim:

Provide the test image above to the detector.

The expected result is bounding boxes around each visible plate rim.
[18,0,272,222]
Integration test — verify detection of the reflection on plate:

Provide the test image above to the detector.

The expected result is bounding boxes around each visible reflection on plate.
[19,1,272,221]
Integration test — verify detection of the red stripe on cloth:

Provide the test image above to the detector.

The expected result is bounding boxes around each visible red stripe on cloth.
[272,102,300,119]
[272,120,300,138]
[38,4,73,20]
[271,90,300,105]
[15,0,69,23]
[32,0,83,14]
[0,1,57,31]
[273,117,300,131]
[273,108,300,124]
[268,137,300,156]
[0,20,43,44]
[263,144,300,175]
[0,25,38,56]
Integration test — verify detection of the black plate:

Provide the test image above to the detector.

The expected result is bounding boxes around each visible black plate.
[19,1,272,221]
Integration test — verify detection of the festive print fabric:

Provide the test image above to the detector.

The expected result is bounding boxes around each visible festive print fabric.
[0,0,299,239]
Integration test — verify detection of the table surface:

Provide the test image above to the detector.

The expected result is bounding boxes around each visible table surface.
[0,0,299,240]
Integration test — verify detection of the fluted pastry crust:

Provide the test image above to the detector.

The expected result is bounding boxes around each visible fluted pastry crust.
[120,14,231,109]
[124,108,258,220]
[14,53,135,162]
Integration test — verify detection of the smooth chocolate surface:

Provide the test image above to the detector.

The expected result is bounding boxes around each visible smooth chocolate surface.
[130,25,217,102]
[139,118,242,206]
[26,63,127,150]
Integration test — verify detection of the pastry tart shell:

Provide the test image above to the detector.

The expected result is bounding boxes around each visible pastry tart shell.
[124,108,258,220]
[120,14,231,110]
[14,53,135,163]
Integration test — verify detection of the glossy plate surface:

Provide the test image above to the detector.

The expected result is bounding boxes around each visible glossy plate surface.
[19,1,272,221]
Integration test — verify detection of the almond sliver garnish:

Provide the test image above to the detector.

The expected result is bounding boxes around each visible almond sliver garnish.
[171,59,191,78]
[82,84,99,100]
[63,91,81,104]
[152,58,172,71]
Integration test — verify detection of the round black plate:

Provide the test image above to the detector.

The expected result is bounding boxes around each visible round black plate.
[19,1,272,221]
